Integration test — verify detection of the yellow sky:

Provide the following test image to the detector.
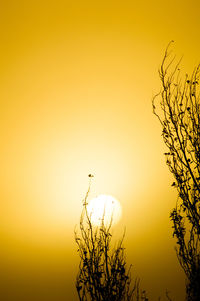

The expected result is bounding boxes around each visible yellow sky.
[1,1,200,300]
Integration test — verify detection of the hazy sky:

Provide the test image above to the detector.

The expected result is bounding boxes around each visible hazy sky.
[1,1,200,300]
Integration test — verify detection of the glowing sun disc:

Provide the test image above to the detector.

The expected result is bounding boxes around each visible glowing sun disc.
[87,194,122,226]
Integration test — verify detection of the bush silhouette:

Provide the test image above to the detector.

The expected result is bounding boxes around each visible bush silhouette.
[75,178,147,301]
[153,41,200,301]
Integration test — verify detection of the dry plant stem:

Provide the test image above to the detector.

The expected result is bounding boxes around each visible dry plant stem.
[153,41,200,301]
[75,179,146,301]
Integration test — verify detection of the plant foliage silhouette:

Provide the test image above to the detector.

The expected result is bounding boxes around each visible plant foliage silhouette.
[75,178,147,301]
[153,42,200,301]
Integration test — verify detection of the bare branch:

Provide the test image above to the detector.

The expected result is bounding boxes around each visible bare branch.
[153,44,200,301]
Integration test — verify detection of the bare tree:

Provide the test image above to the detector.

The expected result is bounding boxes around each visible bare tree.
[153,41,200,301]
[74,177,147,301]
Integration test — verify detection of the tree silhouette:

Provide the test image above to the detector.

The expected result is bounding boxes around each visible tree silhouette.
[153,42,200,301]
[75,178,147,301]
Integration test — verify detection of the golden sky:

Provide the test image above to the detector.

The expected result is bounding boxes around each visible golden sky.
[1,1,200,300]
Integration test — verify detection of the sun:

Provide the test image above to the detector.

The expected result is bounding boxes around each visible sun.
[87,194,122,226]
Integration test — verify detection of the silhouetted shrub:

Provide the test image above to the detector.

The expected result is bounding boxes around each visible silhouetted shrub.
[75,178,147,301]
[153,41,200,301]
